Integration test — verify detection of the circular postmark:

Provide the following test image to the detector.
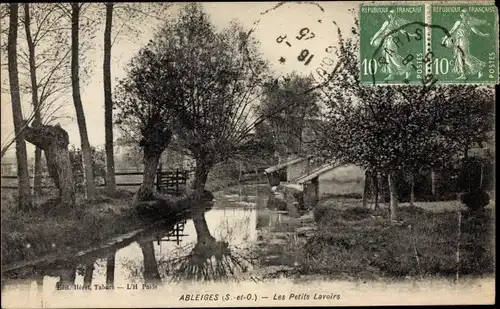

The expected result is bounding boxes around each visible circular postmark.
[369,21,453,87]
[242,2,349,92]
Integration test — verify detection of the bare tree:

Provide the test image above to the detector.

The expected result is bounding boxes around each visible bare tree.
[103,2,116,194]
[21,3,73,197]
[7,3,33,209]
[70,2,96,200]
[106,251,115,286]
[22,4,42,197]
[1,4,73,159]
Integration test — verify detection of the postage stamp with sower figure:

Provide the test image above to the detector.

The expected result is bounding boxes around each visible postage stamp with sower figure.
[360,5,426,85]
[360,3,499,85]
[431,4,499,84]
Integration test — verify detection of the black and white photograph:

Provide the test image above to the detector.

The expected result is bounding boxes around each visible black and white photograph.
[0,1,496,307]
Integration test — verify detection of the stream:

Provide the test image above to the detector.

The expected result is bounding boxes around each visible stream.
[1,184,310,297]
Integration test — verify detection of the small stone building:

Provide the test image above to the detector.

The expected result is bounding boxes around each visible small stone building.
[296,164,366,208]
[264,156,313,186]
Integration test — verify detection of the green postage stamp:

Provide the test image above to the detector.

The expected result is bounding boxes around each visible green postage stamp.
[360,3,499,85]
[359,5,426,85]
[431,4,498,84]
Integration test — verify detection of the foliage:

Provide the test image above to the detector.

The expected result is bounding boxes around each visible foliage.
[133,4,271,168]
[315,21,494,178]
[435,85,494,158]
[259,72,320,157]
[113,21,182,155]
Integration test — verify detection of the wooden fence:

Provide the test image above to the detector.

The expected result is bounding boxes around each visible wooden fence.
[1,165,191,196]
[0,165,268,193]
[155,164,190,195]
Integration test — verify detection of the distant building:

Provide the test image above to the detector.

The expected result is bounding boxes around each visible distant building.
[264,156,314,186]
[296,164,365,208]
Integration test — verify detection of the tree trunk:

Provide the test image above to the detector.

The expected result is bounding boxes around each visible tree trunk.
[8,3,33,210]
[104,3,116,195]
[192,158,211,201]
[362,169,369,208]
[192,209,216,246]
[134,149,162,203]
[83,262,94,286]
[372,173,379,210]
[388,172,398,221]
[24,125,75,207]
[409,171,415,207]
[431,168,437,196]
[106,252,115,287]
[71,3,96,200]
[139,241,161,284]
[23,3,43,199]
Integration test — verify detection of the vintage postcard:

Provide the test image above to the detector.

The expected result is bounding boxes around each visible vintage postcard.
[0,1,496,308]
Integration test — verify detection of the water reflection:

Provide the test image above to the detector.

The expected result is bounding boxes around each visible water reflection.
[139,241,162,284]
[63,205,259,285]
[157,208,254,282]
[2,184,310,297]
[83,262,94,286]
[106,252,115,287]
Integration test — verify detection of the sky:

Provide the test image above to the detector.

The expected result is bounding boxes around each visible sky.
[1,2,358,159]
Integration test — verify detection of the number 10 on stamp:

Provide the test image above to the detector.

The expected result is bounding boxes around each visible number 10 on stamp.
[359,5,426,85]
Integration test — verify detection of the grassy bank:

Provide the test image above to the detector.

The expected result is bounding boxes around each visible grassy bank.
[0,189,190,270]
[296,198,495,280]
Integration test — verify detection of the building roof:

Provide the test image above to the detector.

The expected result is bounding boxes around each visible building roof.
[295,163,342,184]
[264,156,311,174]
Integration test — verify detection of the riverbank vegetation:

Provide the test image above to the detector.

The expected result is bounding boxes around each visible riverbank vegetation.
[0,188,194,270]
[294,198,494,280]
